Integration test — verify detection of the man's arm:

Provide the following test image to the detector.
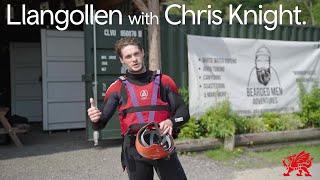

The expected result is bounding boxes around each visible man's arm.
[90,80,122,130]
[167,89,190,129]
[161,75,190,129]
[92,93,119,130]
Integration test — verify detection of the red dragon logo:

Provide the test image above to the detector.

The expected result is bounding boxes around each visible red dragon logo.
[282,150,313,176]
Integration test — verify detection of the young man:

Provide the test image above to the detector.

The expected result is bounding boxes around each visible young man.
[87,37,189,180]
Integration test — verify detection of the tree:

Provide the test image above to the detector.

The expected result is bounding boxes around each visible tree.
[133,0,161,71]
[314,1,320,25]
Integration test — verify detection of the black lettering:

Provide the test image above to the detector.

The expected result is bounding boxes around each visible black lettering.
[253,87,270,96]
[252,97,278,105]
[202,66,225,72]
[203,75,221,80]
[271,87,283,96]
[205,91,227,97]
[247,88,253,96]
[203,83,225,89]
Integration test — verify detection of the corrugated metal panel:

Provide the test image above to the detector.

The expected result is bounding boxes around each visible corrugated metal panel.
[161,15,320,88]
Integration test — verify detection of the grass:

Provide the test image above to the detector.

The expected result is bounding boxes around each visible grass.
[250,144,320,164]
[204,144,320,169]
[206,147,244,161]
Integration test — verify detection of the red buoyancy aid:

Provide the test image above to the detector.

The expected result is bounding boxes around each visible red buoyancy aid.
[118,71,171,135]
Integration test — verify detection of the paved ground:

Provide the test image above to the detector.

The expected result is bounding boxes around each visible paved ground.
[0,125,319,180]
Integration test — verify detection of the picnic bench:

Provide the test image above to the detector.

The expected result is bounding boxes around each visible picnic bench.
[0,107,30,147]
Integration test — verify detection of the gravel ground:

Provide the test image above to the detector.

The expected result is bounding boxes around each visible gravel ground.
[0,125,318,180]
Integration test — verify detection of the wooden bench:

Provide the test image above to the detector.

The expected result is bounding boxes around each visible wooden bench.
[0,107,30,147]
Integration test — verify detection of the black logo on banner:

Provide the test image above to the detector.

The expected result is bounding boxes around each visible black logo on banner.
[247,46,281,87]
[247,45,283,106]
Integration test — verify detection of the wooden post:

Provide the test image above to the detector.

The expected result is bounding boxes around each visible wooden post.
[133,0,161,71]
[224,135,235,151]
[147,0,161,71]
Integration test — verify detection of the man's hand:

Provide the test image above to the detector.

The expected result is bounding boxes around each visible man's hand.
[87,98,101,123]
[159,119,173,136]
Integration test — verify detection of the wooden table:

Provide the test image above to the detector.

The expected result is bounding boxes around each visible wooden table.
[0,107,29,147]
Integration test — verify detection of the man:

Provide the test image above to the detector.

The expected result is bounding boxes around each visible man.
[87,37,189,180]
[247,45,281,88]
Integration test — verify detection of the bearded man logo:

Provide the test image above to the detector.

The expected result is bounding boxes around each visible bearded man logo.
[247,45,281,88]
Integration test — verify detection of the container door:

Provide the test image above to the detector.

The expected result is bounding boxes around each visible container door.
[41,29,86,130]
[10,43,42,122]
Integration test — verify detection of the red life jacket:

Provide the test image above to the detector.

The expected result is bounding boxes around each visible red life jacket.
[118,71,171,135]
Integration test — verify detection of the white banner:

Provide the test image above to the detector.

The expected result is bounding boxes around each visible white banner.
[187,35,320,117]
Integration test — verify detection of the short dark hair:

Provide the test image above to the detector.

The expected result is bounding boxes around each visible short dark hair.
[115,37,143,58]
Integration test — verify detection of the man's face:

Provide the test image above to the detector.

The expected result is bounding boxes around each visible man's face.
[255,54,270,70]
[120,45,145,74]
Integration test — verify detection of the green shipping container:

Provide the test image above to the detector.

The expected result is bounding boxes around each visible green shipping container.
[84,17,146,141]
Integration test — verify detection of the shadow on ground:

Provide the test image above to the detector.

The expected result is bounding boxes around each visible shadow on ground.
[0,123,122,160]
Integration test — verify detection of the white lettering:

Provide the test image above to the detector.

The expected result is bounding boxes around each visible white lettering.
[210,8,222,25]
[40,10,54,25]
[55,10,69,31]
[104,29,117,36]
[229,4,243,25]
[230,4,303,31]
[182,5,196,25]
[6,4,124,31]
[109,56,117,60]
[293,6,303,25]
[279,4,292,25]
[95,10,108,25]
[120,30,137,37]
[264,9,278,31]
[128,14,143,24]
[7,4,21,25]
[165,4,181,25]
[70,10,84,25]
[109,9,122,25]
[27,10,39,25]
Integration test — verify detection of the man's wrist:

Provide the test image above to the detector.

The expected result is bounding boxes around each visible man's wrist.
[169,118,176,128]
